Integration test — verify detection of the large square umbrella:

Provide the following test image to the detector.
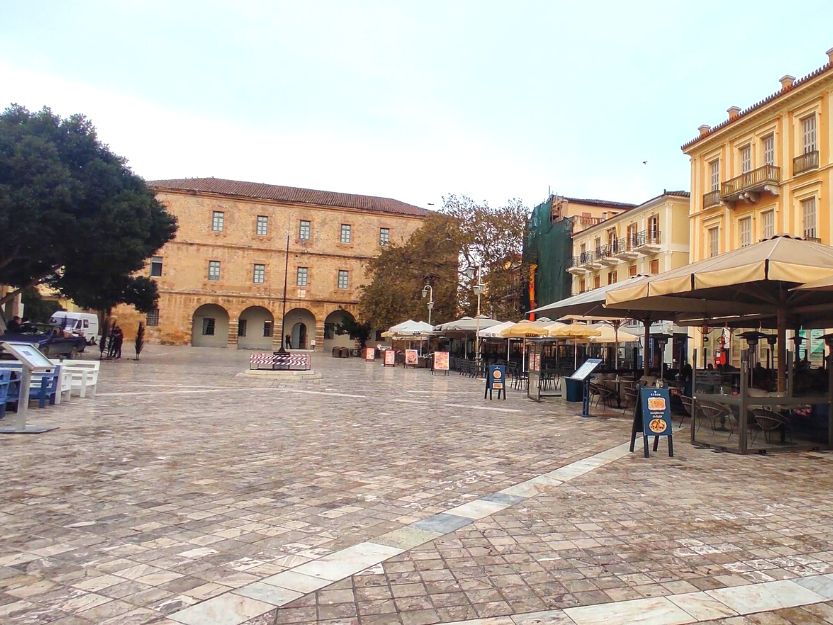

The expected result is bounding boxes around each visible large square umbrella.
[604,235,833,390]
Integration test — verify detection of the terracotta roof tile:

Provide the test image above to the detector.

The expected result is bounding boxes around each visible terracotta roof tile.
[148,177,430,217]
[557,196,638,210]
[681,59,833,151]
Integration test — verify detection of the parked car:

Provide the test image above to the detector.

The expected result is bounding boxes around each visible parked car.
[0,323,87,358]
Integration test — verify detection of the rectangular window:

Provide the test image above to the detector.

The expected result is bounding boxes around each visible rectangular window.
[202,318,215,336]
[253,263,265,284]
[256,215,268,236]
[208,260,221,280]
[150,256,163,277]
[608,271,618,285]
[739,216,752,247]
[740,145,751,174]
[146,308,159,327]
[296,266,308,286]
[708,227,719,258]
[212,211,224,232]
[626,223,637,248]
[340,224,352,244]
[709,159,720,191]
[763,135,774,166]
[337,269,349,289]
[802,197,817,239]
[802,115,817,153]
[579,277,586,293]
[299,219,311,241]
[762,210,775,239]
[650,259,659,274]
[648,215,659,240]
[379,227,390,245]
[263,321,273,337]
[629,264,637,277]
[593,275,601,289]
[238,319,247,337]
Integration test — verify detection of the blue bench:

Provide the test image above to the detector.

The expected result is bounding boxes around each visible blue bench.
[0,365,61,411]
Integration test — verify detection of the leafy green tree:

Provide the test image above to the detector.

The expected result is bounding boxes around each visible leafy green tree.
[0,104,177,313]
[359,212,460,329]
[20,287,60,323]
[441,195,529,322]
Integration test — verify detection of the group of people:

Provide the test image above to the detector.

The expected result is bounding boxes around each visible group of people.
[102,324,124,359]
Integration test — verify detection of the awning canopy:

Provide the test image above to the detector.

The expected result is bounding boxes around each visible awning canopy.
[604,236,833,328]
[478,321,516,338]
[500,319,560,338]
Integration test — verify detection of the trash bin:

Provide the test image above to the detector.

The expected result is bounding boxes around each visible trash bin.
[332,347,340,358]
[565,378,583,402]
[339,347,349,358]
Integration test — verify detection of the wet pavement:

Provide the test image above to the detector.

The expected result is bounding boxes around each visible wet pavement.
[0,346,832,624]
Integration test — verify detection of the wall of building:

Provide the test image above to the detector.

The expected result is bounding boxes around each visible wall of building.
[113,189,427,349]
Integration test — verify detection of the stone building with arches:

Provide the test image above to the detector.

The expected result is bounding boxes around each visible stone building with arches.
[113,178,429,350]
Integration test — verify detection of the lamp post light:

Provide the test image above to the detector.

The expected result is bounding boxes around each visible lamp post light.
[421,285,434,326]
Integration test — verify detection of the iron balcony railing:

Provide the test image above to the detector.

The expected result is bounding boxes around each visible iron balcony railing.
[703,190,721,208]
[617,235,639,252]
[720,164,780,199]
[636,230,661,247]
[793,150,819,176]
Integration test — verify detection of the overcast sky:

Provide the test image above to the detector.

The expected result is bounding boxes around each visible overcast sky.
[2,1,832,209]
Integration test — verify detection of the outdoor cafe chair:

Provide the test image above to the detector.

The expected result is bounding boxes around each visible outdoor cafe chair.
[698,399,737,438]
[622,382,639,416]
[589,382,616,410]
[750,408,793,446]
[0,369,12,419]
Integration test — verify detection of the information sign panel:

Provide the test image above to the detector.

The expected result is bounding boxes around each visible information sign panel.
[1,342,53,370]
[484,364,506,400]
[433,351,449,371]
[364,347,375,361]
[569,358,603,381]
[383,349,396,366]
[629,386,674,457]
[404,349,418,366]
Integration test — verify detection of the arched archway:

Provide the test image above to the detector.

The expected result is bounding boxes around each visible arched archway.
[237,306,274,350]
[324,309,355,351]
[191,304,229,347]
[282,308,316,350]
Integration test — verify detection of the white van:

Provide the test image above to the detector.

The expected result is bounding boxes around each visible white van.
[49,312,100,345]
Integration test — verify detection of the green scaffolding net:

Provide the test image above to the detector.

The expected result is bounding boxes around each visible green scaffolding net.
[523,199,573,313]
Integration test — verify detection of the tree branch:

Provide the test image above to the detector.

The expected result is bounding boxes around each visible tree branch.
[0,266,61,308]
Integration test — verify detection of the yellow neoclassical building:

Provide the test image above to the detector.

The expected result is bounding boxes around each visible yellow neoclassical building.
[567,191,690,295]
[113,178,429,350]
[683,47,833,366]
[684,47,833,258]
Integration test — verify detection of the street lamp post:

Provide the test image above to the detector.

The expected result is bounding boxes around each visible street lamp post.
[421,285,434,326]
[474,266,484,363]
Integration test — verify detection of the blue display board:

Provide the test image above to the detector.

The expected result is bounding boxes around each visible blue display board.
[629,386,674,457]
[484,364,506,400]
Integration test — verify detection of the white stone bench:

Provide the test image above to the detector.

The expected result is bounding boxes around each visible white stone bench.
[49,359,100,398]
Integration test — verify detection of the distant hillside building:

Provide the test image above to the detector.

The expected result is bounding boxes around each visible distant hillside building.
[113,178,429,350]
[524,195,637,312]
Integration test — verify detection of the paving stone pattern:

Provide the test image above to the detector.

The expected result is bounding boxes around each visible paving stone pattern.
[2,346,833,624]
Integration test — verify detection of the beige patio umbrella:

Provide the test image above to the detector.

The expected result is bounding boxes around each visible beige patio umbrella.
[587,324,640,344]
[793,275,833,291]
[500,319,556,372]
[604,235,833,391]
[549,324,602,368]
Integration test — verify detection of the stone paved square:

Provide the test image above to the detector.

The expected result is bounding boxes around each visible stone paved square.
[1,346,833,625]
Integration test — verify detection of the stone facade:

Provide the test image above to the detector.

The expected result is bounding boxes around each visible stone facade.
[113,178,429,350]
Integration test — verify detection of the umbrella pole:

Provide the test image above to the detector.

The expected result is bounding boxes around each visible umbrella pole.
[643,316,651,378]
[522,340,526,373]
[613,321,620,371]
[777,307,786,393]
[507,338,510,362]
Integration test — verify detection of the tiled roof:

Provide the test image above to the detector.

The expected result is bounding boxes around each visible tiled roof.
[557,196,638,210]
[148,177,430,217]
[681,59,833,151]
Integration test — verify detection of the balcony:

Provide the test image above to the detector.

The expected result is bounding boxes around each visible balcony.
[703,190,721,209]
[720,164,780,204]
[588,250,603,270]
[634,230,661,254]
[793,150,819,176]
[615,236,639,260]
[567,254,590,275]
[597,244,620,266]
